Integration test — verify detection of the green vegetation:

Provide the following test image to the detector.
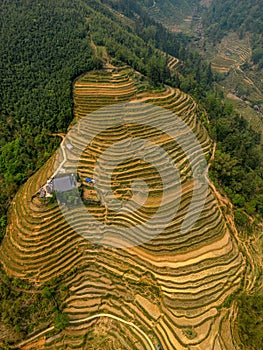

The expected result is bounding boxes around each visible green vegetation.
[195,0,263,225]
[0,269,69,346]
[104,0,199,27]
[0,0,95,241]
[203,0,263,67]
[183,327,197,340]
[204,93,263,221]
[54,311,70,332]
[0,0,263,349]
[236,292,263,350]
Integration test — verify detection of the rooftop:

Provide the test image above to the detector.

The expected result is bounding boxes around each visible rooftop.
[53,174,77,193]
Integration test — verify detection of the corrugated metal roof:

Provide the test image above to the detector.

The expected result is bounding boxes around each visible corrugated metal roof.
[53,174,77,192]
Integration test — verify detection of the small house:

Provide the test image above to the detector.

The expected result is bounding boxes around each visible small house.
[53,174,77,193]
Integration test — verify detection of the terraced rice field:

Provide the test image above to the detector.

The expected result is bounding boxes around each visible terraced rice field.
[208,31,263,136]
[167,55,180,74]
[209,31,262,101]
[210,32,251,73]
[0,67,246,349]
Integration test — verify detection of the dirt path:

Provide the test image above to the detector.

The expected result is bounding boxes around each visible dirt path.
[208,141,216,171]
[205,143,256,293]
[14,313,155,350]
[148,0,156,10]
[89,31,115,69]
[52,135,67,178]
[12,326,55,349]
[71,314,155,350]
[51,133,65,140]
[89,33,97,56]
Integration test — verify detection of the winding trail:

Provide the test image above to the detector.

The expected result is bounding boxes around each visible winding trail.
[149,0,156,9]
[14,313,155,350]
[52,134,67,178]
[71,314,155,350]
[206,142,256,292]
[12,326,55,349]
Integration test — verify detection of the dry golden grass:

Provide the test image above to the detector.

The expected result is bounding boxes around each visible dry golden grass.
[1,67,246,350]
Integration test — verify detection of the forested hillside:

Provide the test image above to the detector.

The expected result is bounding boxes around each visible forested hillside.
[0,0,94,239]
[103,0,199,27]
[203,0,263,67]
[203,0,263,38]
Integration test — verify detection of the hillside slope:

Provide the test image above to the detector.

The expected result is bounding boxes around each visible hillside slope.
[103,0,199,29]
[0,0,177,238]
[1,1,262,349]
[0,67,246,349]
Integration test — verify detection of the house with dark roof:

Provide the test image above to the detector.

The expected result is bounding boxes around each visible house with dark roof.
[53,174,77,192]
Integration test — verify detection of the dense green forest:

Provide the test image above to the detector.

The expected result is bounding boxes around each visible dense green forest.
[203,0,263,38]
[0,0,95,241]
[236,292,263,350]
[205,93,263,227]
[0,0,263,348]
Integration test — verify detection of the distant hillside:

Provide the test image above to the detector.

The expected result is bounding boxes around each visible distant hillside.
[203,0,263,67]
[139,0,199,26]
[104,0,199,28]
[203,0,263,36]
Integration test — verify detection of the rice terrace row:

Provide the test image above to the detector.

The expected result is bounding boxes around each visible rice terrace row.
[0,67,248,349]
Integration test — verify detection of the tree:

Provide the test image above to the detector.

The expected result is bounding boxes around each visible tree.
[54,311,70,331]
[237,293,263,349]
